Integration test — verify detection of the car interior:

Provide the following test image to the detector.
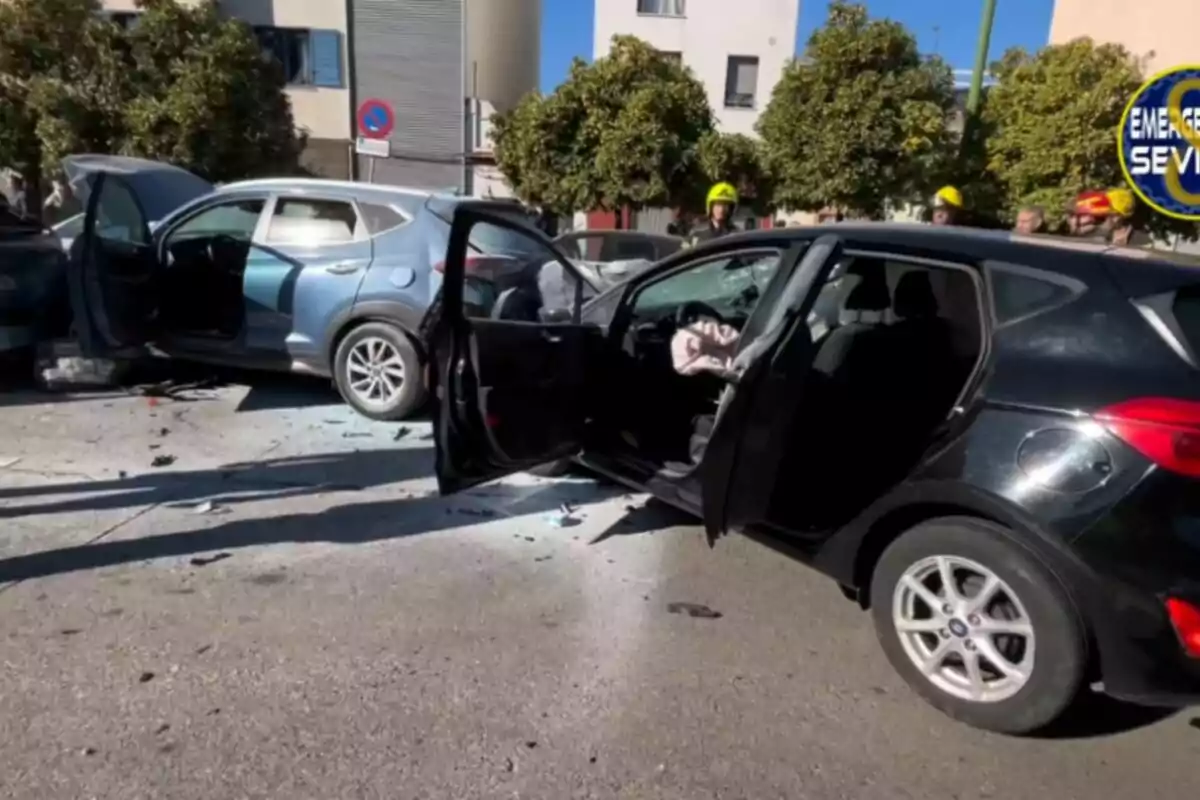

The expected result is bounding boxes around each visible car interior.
[156,199,266,339]
[597,248,985,531]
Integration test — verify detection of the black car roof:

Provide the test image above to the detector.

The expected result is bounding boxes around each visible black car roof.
[685,222,1199,280]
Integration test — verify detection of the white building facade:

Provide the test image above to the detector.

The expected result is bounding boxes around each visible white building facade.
[593,0,800,137]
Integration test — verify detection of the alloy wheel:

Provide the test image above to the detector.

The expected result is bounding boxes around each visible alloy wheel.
[346,336,406,409]
[891,555,1035,703]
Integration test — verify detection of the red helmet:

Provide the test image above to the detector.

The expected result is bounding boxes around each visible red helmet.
[1072,190,1113,217]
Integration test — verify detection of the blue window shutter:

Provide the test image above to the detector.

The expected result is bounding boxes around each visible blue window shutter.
[310,30,343,88]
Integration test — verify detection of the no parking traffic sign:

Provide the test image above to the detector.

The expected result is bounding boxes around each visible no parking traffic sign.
[357,98,395,140]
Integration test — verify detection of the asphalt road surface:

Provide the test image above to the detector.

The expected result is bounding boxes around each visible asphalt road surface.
[0,373,1196,799]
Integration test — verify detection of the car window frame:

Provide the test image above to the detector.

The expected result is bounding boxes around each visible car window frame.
[842,245,992,412]
[983,260,1087,330]
[259,193,370,247]
[155,194,271,259]
[354,199,413,238]
[627,246,788,318]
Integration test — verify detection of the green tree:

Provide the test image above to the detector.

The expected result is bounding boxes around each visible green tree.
[983,39,1139,229]
[120,0,303,182]
[0,0,127,212]
[982,38,1195,240]
[491,35,713,216]
[757,1,956,219]
[693,131,774,216]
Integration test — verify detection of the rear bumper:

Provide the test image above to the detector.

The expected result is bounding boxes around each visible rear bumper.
[1089,585,1200,707]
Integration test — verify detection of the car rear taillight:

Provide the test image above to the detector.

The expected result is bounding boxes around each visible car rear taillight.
[1165,597,1200,657]
[432,256,485,274]
[1096,397,1200,478]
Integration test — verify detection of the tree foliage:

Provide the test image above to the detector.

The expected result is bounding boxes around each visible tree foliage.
[983,39,1139,228]
[981,39,1196,239]
[757,1,956,218]
[120,0,302,182]
[491,35,713,214]
[0,0,302,211]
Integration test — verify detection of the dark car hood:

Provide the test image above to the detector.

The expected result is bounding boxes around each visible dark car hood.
[62,154,214,225]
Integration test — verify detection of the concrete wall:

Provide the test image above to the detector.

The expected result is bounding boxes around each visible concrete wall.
[1049,0,1198,75]
[464,0,541,113]
[593,0,800,136]
[350,0,465,189]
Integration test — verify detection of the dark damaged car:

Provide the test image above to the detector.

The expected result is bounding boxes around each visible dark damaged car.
[422,203,1200,735]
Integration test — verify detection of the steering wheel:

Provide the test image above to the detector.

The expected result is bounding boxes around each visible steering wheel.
[675,300,725,329]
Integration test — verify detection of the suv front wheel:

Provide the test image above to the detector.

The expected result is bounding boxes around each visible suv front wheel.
[869,516,1088,735]
[333,321,425,421]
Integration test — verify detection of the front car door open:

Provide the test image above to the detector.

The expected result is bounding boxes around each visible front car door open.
[67,171,158,358]
[426,203,606,494]
[700,235,846,545]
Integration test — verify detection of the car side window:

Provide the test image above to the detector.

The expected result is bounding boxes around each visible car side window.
[358,203,408,236]
[986,262,1084,326]
[166,199,265,243]
[455,219,591,323]
[95,178,150,245]
[266,198,361,245]
[631,249,783,318]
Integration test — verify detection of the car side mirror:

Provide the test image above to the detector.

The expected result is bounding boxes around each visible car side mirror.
[540,307,572,323]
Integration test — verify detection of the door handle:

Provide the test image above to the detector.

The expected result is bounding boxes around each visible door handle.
[541,331,563,344]
[325,261,362,275]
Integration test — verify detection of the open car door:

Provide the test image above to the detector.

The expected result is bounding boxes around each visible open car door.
[700,235,846,545]
[425,202,606,494]
[66,171,158,358]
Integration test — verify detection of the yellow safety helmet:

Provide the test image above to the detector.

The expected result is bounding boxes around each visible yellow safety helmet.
[1106,187,1135,218]
[706,181,739,213]
[933,185,963,209]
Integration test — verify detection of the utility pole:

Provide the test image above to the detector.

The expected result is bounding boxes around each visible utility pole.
[965,0,997,119]
[960,0,997,162]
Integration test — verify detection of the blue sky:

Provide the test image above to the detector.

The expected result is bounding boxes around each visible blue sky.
[540,0,1056,91]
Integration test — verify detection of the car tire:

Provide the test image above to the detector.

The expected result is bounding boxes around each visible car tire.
[333,321,425,422]
[869,516,1087,735]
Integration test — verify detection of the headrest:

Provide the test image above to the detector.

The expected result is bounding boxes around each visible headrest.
[843,272,891,312]
[894,271,938,319]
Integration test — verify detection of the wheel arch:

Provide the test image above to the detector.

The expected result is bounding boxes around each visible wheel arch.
[326,300,428,366]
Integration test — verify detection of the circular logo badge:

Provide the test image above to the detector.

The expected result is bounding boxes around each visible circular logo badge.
[1119,65,1200,221]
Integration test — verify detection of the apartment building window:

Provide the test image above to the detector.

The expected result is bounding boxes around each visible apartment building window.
[254,27,343,88]
[637,0,686,17]
[659,50,683,65]
[724,56,759,108]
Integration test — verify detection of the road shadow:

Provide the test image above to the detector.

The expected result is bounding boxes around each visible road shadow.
[588,497,695,544]
[0,447,443,519]
[1030,691,1179,739]
[0,463,629,586]
[0,356,347,413]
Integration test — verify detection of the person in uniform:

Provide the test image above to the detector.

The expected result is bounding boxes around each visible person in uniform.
[931,185,964,226]
[689,182,741,246]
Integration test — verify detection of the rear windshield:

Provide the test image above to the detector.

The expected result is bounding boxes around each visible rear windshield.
[425,197,546,258]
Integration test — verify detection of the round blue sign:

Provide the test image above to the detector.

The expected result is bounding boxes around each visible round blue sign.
[1118,65,1200,221]
[357,98,395,140]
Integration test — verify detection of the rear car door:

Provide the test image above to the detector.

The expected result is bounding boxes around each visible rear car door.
[247,194,373,355]
[700,235,846,544]
[68,172,158,357]
[426,202,606,494]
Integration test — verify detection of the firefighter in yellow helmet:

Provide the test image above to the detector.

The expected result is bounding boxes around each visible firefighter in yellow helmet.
[931,185,964,226]
[1104,187,1149,247]
[690,182,740,246]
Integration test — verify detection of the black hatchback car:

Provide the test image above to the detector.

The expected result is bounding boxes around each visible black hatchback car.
[424,203,1200,735]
